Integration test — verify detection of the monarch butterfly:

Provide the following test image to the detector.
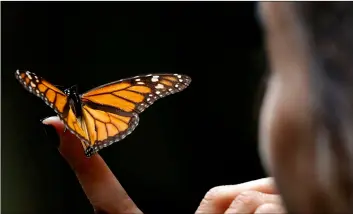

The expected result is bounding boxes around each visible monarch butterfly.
[15,70,191,157]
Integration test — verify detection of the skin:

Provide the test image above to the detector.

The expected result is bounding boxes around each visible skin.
[43,116,143,214]
[42,2,322,213]
[258,2,340,213]
[43,116,285,214]
[258,3,316,213]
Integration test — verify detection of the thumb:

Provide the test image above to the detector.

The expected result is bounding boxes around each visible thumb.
[42,116,143,214]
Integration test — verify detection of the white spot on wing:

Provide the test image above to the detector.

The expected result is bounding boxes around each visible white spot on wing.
[156,91,160,95]
[155,84,164,89]
[137,82,144,85]
[135,78,141,81]
[151,77,158,82]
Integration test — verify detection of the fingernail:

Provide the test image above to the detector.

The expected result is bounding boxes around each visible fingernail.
[40,116,50,123]
[41,123,60,148]
[41,116,55,124]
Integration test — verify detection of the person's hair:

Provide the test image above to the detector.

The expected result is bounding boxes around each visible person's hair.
[296,3,353,212]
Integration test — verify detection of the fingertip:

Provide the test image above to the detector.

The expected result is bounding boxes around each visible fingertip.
[41,115,60,124]
[41,115,90,166]
[42,116,63,128]
[40,116,141,213]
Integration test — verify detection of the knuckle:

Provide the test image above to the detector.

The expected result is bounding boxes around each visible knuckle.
[204,186,225,200]
[198,185,227,207]
[232,190,260,207]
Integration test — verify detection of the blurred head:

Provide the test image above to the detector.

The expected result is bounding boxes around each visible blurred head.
[258,2,353,213]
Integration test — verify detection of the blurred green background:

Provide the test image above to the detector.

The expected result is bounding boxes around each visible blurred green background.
[2,2,266,214]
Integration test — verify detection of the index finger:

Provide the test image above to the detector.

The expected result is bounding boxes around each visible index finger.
[43,116,143,214]
[196,177,279,214]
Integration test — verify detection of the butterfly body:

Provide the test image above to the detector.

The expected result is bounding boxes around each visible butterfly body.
[65,85,83,119]
[15,70,191,157]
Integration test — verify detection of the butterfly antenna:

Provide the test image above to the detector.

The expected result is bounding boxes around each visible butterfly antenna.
[54,84,65,89]
[40,117,50,139]
[42,124,49,137]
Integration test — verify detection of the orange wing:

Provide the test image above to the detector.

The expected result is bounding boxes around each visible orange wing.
[16,71,191,157]
[15,70,91,151]
[81,105,139,153]
[80,73,191,152]
[15,70,68,114]
[81,73,191,113]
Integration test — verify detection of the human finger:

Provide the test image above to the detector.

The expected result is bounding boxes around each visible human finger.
[42,116,143,214]
[195,177,279,213]
[224,190,283,214]
[254,203,286,214]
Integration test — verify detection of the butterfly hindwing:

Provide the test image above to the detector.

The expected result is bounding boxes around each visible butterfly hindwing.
[81,105,139,152]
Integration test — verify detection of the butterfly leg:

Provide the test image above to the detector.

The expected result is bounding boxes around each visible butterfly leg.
[84,146,95,157]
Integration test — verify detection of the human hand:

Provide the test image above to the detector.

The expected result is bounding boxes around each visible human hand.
[195,178,286,214]
[42,116,143,214]
[43,117,286,214]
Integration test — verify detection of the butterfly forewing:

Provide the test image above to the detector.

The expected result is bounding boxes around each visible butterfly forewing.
[15,70,68,114]
[81,73,191,114]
